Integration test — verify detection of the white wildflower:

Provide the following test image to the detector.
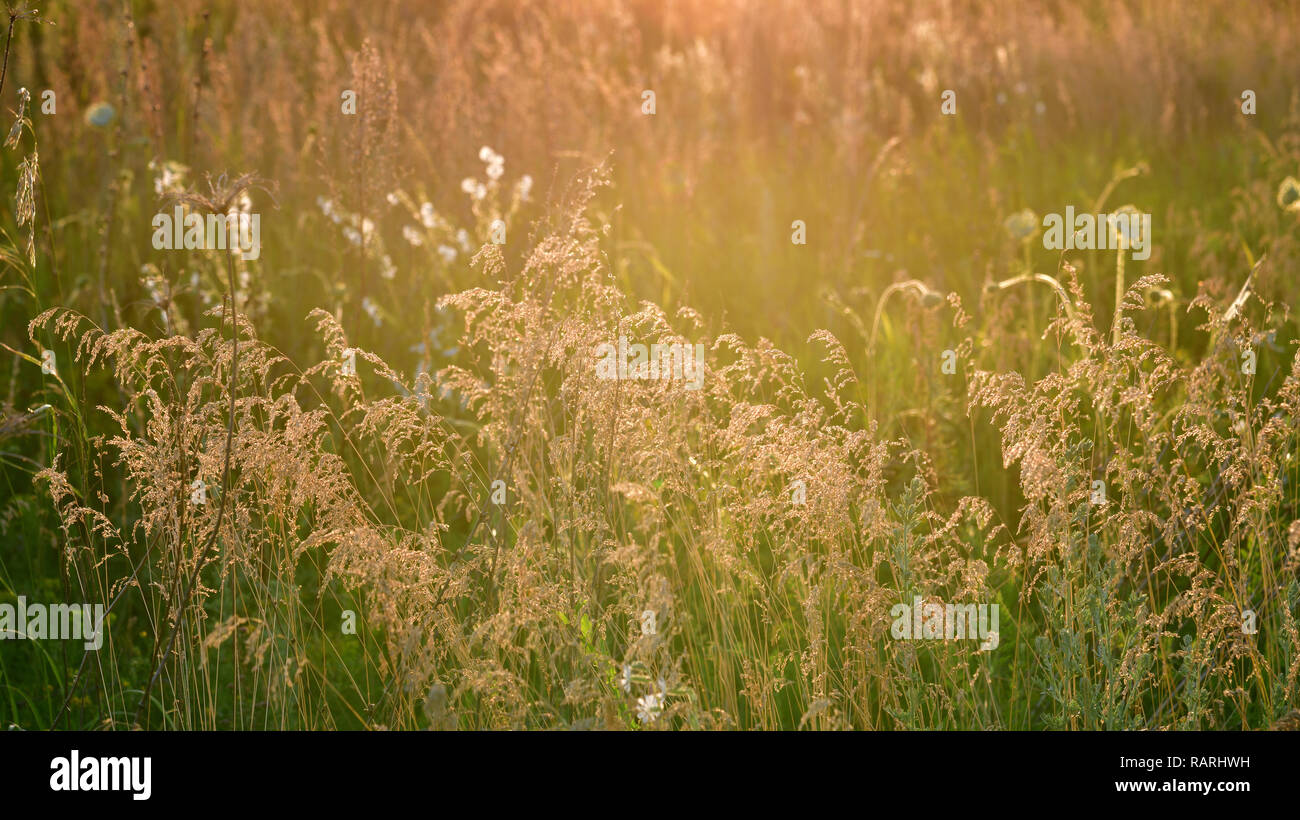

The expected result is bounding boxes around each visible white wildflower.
[636,693,664,724]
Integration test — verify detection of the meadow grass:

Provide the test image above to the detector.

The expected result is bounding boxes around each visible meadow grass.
[0,0,1298,730]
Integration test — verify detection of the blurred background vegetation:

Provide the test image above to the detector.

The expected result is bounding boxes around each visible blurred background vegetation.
[1,0,1299,729]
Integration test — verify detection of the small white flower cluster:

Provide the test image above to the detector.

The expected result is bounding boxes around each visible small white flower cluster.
[149,159,188,198]
[459,178,487,201]
[313,147,537,307]
[390,194,472,263]
[316,195,395,279]
[317,195,342,224]
[317,196,375,245]
[480,145,504,180]
[621,609,673,725]
[317,195,375,246]
[461,146,532,204]
[461,149,491,201]
[341,219,375,247]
